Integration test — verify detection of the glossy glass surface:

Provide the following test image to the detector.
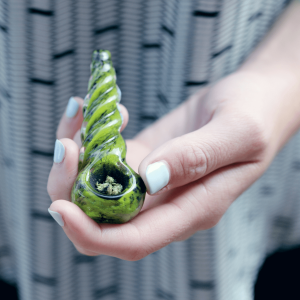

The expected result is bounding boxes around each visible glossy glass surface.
[71,50,146,223]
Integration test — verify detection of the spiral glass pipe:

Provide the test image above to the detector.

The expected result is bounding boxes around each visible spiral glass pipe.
[71,50,146,224]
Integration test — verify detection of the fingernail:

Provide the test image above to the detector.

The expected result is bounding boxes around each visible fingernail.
[145,161,170,194]
[116,103,124,124]
[48,209,64,226]
[53,139,65,163]
[66,97,79,118]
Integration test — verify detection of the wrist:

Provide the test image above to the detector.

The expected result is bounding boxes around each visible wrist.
[239,0,300,81]
[235,64,300,153]
[239,56,300,90]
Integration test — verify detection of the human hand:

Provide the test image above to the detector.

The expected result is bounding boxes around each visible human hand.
[48,1,300,259]
[47,67,299,259]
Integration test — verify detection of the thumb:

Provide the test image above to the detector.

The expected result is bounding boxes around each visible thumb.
[138,113,264,195]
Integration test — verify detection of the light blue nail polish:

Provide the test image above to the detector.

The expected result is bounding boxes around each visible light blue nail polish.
[53,140,65,163]
[145,161,170,194]
[66,97,79,118]
[48,209,64,226]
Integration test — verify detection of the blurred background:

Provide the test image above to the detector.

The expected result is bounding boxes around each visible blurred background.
[2,246,300,299]
[1,0,300,299]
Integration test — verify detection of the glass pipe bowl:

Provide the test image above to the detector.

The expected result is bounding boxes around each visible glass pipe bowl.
[72,154,146,224]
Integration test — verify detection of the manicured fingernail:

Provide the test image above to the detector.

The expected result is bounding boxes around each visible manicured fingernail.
[53,139,65,163]
[48,209,64,226]
[66,97,79,118]
[145,161,170,194]
[116,103,123,124]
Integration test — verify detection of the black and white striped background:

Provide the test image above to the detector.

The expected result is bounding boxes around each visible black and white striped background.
[1,1,300,300]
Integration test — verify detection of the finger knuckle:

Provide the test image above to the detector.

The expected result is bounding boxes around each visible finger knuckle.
[175,140,209,180]
[75,247,87,255]
[119,224,153,261]
[75,245,98,257]
[47,182,56,201]
[202,213,221,229]
[65,166,78,186]
[193,207,221,231]
[240,113,268,156]
[125,245,151,261]
[191,183,225,231]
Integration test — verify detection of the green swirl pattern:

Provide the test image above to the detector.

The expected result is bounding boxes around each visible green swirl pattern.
[71,50,146,224]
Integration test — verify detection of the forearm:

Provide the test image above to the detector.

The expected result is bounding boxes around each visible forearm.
[241,1,300,75]
[239,0,300,149]
[136,1,300,152]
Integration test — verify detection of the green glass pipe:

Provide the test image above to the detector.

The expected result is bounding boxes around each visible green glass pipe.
[71,50,146,224]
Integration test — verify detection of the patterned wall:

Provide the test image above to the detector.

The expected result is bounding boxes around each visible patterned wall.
[0,1,298,300]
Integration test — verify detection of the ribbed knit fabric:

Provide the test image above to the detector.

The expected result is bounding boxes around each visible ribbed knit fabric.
[0,1,299,300]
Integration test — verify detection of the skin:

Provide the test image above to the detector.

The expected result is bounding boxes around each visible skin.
[71,50,146,224]
[48,1,300,259]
